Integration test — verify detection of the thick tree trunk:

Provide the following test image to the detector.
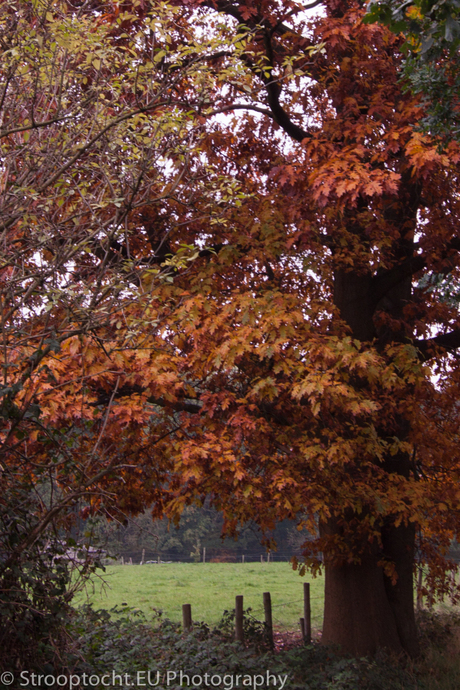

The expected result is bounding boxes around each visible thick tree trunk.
[323,260,420,657]
[321,520,419,657]
[382,522,419,657]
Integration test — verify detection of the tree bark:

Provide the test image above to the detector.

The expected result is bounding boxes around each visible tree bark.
[382,522,419,657]
[321,519,419,657]
[324,252,420,657]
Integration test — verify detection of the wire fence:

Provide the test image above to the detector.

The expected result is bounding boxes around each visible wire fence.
[249,594,324,631]
[85,551,460,644]
[110,548,304,565]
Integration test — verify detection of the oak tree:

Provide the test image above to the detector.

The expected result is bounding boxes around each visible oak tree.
[124,0,460,657]
[127,0,460,657]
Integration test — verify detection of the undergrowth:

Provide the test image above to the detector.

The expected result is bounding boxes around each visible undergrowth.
[8,606,460,689]
[70,605,418,690]
[413,610,460,689]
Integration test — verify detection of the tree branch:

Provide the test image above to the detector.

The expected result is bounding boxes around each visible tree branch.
[205,104,273,118]
[91,384,202,414]
[372,254,427,306]
[147,396,202,414]
[0,114,73,138]
[415,329,460,360]
[372,235,460,308]
[203,0,311,143]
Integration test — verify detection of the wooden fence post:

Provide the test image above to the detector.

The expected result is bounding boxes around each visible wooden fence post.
[182,604,192,630]
[260,554,263,563]
[242,555,245,564]
[303,583,311,644]
[299,617,305,639]
[129,557,133,565]
[141,549,145,565]
[203,547,206,564]
[121,556,124,566]
[263,592,274,649]
[235,595,244,642]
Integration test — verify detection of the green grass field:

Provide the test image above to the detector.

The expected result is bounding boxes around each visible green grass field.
[75,562,325,631]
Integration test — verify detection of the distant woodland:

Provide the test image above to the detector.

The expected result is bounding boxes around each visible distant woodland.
[82,507,305,563]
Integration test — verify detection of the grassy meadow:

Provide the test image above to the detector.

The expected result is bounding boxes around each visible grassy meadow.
[74,561,325,631]
[73,564,460,689]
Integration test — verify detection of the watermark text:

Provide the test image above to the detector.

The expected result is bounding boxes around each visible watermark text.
[1,669,289,689]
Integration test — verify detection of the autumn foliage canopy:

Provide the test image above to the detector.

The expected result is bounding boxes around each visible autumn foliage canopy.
[2,0,460,661]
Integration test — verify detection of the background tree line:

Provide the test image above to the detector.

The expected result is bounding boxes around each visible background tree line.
[84,506,305,562]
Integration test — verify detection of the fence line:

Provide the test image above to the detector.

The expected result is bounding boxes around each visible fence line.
[251,598,303,612]
[111,549,303,564]
[178,583,322,643]
[156,565,460,638]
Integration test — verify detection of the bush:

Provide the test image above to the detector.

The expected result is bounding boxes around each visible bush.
[0,483,102,673]
[0,486,72,672]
